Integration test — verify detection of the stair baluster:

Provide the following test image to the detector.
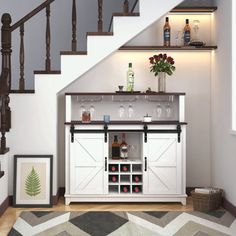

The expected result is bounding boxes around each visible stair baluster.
[98,0,103,32]
[72,0,77,51]
[19,24,25,91]
[45,5,51,72]
[124,0,129,14]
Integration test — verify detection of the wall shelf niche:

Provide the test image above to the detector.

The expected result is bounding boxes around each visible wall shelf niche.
[119,46,217,51]
[171,6,217,13]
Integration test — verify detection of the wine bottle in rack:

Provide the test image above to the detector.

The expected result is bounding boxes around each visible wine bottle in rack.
[133,186,140,193]
[111,176,117,183]
[122,165,129,172]
[122,186,129,193]
[134,176,140,183]
[110,165,117,172]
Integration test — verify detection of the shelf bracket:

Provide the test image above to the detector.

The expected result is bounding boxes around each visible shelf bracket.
[70,125,75,143]
[177,124,182,143]
[143,124,148,143]
[104,124,108,143]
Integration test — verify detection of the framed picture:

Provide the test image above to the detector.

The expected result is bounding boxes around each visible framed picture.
[13,155,53,207]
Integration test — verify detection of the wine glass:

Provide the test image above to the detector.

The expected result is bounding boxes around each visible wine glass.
[173,30,181,46]
[80,104,85,119]
[90,104,95,120]
[118,104,125,118]
[128,104,134,119]
[165,103,172,119]
[156,103,162,119]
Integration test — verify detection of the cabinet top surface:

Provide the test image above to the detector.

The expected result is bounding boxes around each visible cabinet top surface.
[65,120,187,125]
[65,92,186,96]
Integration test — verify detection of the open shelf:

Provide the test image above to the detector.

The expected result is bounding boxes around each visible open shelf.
[171,6,217,13]
[119,46,217,51]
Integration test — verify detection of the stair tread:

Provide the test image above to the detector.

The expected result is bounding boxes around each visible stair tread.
[112,12,140,17]
[87,32,113,36]
[34,70,61,74]
[10,90,35,94]
[60,51,87,55]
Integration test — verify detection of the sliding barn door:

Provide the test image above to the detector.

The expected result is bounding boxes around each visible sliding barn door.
[143,133,182,195]
[70,133,108,194]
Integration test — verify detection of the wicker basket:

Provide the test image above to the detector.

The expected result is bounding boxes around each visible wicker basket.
[191,189,223,212]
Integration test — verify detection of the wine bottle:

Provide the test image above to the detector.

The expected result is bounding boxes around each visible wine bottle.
[120,133,128,159]
[134,176,140,183]
[133,186,140,193]
[122,186,129,193]
[163,17,171,46]
[111,176,117,182]
[184,19,191,46]
[111,165,117,172]
[112,135,120,159]
[126,63,134,92]
[122,165,129,172]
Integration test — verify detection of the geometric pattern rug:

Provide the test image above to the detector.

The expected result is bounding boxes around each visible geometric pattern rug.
[8,211,236,236]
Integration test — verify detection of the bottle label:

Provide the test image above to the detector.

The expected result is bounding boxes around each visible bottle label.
[127,72,134,92]
[184,30,191,43]
[164,29,170,42]
[112,147,120,158]
[120,146,128,158]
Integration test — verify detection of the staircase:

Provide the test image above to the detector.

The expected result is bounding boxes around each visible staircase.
[0,0,183,195]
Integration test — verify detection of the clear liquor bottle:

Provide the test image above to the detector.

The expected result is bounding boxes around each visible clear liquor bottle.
[126,63,134,92]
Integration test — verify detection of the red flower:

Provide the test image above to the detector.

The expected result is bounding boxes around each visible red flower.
[149,52,176,76]
[166,56,172,62]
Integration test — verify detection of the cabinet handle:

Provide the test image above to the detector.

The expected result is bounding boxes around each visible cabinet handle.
[105,157,107,171]
[145,157,147,171]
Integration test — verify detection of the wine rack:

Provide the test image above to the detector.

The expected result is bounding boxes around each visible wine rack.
[108,160,143,194]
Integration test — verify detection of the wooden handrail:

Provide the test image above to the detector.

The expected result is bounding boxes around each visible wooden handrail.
[131,0,139,13]
[10,0,55,32]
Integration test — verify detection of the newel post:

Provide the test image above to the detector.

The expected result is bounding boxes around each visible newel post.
[1,13,11,131]
[0,13,12,154]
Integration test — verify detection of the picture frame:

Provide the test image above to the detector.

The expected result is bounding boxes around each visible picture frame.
[13,155,53,207]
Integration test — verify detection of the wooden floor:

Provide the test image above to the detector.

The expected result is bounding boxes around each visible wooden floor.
[0,197,193,236]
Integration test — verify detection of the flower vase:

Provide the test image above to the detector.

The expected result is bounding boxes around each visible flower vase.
[158,72,166,92]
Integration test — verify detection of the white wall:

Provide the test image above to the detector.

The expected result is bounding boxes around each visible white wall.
[211,0,236,206]
[0,154,8,206]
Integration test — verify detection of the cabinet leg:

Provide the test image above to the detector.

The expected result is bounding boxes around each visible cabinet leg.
[65,198,71,206]
[181,198,186,206]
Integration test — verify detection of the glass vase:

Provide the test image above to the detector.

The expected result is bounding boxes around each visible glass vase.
[158,72,166,92]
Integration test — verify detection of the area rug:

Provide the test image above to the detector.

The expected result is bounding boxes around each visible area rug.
[8,211,236,236]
